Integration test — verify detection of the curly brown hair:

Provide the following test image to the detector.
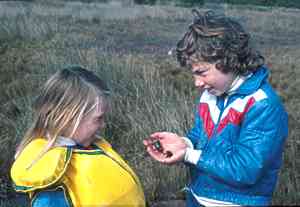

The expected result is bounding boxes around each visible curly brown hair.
[176,10,264,75]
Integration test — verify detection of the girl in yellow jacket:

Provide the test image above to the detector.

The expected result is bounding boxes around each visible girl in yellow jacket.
[11,66,145,207]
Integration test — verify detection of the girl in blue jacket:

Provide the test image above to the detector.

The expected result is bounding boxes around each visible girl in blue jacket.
[144,10,288,206]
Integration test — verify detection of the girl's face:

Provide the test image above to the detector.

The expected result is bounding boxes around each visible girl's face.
[191,62,235,96]
[71,101,106,147]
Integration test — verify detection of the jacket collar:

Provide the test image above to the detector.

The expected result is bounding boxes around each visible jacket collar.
[233,66,269,95]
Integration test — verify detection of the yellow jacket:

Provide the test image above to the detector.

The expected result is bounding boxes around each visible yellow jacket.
[11,138,145,207]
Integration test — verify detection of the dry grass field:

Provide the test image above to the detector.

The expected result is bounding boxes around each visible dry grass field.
[0,1,299,206]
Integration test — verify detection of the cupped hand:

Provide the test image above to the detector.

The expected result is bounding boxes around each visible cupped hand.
[143,132,188,164]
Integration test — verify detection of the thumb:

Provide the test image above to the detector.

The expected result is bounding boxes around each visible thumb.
[162,149,185,164]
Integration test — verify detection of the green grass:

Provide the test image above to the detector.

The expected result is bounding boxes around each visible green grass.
[225,0,300,9]
[0,1,299,206]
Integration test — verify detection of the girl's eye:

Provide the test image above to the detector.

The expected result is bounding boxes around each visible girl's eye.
[193,70,207,76]
[94,116,103,123]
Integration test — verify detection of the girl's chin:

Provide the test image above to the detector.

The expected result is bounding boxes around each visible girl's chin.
[208,89,223,96]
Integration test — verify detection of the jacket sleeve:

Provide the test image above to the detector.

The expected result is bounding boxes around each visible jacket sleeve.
[191,99,288,187]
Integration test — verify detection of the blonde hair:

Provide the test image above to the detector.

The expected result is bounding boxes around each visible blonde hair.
[15,66,109,165]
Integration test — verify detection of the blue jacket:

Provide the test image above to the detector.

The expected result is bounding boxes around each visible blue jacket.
[186,66,288,206]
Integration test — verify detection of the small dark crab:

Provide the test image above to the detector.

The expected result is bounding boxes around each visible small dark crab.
[152,140,172,157]
[152,140,164,153]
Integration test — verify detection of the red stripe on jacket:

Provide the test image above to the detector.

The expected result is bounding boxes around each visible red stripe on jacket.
[217,97,256,133]
[199,103,215,139]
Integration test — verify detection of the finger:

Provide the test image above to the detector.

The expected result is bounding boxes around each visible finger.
[162,151,184,164]
[145,146,167,162]
[143,139,152,146]
[143,136,158,146]
[150,131,173,138]
[161,157,177,164]
[149,132,164,139]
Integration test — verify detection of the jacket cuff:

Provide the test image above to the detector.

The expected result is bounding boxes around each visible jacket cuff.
[184,148,202,165]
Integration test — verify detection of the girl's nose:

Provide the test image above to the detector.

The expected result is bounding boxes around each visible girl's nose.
[101,122,106,129]
[194,78,205,88]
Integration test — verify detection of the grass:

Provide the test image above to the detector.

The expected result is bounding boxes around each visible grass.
[225,0,300,9]
[0,1,299,206]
